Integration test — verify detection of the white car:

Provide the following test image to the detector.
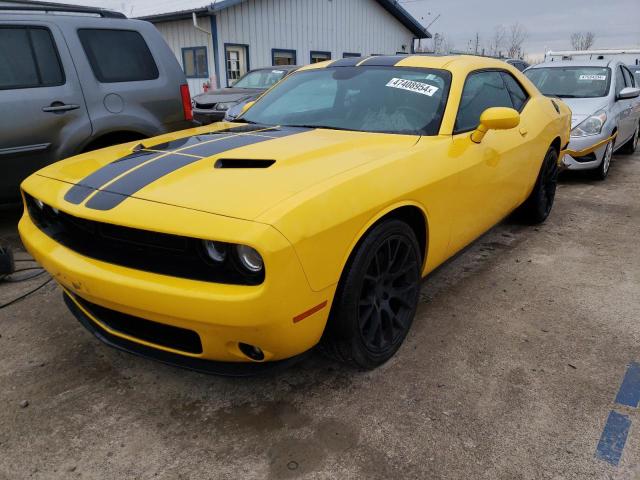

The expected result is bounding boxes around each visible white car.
[526,60,640,179]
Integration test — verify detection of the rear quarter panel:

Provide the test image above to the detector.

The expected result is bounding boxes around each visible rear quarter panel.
[56,17,189,148]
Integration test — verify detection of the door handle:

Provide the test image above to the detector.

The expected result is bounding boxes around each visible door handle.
[519,127,528,137]
[42,103,80,113]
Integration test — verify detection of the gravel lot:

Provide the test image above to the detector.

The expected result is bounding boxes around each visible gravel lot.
[1,151,639,480]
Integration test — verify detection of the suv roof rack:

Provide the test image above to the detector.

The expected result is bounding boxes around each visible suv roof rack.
[0,1,126,18]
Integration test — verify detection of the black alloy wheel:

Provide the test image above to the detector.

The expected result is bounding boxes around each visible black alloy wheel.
[321,219,422,369]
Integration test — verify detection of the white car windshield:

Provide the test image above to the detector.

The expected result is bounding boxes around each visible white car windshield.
[241,66,451,135]
[233,69,288,89]
[525,67,611,98]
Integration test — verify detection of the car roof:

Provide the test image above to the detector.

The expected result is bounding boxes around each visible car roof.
[528,59,616,69]
[298,54,518,73]
[253,66,299,72]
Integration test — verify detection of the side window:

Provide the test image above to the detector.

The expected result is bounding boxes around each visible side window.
[615,66,626,95]
[78,29,159,83]
[0,27,64,90]
[622,67,635,88]
[501,72,529,111]
[454,71,513,133]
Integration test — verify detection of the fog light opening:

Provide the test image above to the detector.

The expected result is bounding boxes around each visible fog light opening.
[238,342,265,361]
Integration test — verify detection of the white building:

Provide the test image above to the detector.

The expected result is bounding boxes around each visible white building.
[133,0,430,95]
[545,49,640,65]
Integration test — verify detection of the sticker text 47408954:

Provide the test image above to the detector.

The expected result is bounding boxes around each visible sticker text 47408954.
[385,78,439,96]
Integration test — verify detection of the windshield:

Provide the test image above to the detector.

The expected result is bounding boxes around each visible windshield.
[525,67,611,98]
[233,69,288,89]
[241,66,451,135]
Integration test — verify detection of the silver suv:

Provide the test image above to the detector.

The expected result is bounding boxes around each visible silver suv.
[0,3,194,202]
[525,60,640,179]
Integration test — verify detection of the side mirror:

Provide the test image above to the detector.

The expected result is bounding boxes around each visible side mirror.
[471,107,520,143]
[240,101,255,115]
[618,87,640,100]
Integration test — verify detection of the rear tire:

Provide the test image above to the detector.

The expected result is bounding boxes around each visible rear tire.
[517,147,559,224]
[620,123,639,155]
[321,219,422,369]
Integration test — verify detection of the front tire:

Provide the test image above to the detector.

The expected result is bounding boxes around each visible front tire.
[594,140,613,180]
[517,147,559,224]
[620,123,639,155]
[321,219,422,369]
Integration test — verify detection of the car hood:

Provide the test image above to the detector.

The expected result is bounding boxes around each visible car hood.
[37,124,418,221]
[559,97,609,128]
[193,88,263,105]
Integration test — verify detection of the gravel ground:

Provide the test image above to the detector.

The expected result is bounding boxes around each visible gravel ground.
[0,151,639,479]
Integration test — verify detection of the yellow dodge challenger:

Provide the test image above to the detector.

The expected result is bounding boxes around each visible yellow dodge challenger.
[19,55,571,374]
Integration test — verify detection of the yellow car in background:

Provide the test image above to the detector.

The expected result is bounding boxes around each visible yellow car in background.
[19,55,571,373]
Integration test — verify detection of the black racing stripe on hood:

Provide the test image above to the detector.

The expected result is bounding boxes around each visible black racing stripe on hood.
[84,127,310,211]
[64,125,305,206]
[64,150,164,205]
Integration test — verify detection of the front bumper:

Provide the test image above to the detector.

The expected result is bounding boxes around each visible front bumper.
[562,133,616,170]
[63,292,308,375]
[18,179,335,368]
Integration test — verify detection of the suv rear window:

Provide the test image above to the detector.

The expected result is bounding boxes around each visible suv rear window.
[0,27,64,90]
[78,29,159,83]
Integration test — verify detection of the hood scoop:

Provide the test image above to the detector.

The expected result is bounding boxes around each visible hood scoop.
[214,158,276,169]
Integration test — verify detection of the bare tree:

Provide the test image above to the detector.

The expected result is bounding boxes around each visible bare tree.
[570,32,596,50]
[506,23,527,59]
[424,32,453,54]
[488,25,506,57]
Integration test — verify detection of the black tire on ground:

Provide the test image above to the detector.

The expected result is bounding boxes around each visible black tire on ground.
[620,123,639,155]
[517,146,559,224]
[594,140,613,181]
[320,219,422,369]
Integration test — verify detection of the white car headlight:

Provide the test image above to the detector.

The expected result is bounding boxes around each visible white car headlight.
[571,110,607,137]
[215,102,234,111]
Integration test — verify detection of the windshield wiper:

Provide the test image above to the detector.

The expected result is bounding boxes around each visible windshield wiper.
[231,118,258,124]
[552,94,580,98]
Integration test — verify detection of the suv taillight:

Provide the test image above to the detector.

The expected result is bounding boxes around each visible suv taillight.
[180,84,193,121]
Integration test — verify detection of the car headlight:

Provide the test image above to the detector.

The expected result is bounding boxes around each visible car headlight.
[203,240,227,262]
[236,245,264,273]
[571,110,607,137]
[215,102,234,111]
[201,240,264,277]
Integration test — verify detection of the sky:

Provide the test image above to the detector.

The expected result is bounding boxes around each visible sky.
[45,0,640,61]
[400,0,640,61]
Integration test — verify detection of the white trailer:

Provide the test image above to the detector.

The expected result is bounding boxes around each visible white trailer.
[545,49,640,65]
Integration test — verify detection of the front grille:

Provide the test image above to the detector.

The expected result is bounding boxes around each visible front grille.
[573,152,597,163]
[24,193,263,285]
[69,292,203,354]
[195,102,216,110]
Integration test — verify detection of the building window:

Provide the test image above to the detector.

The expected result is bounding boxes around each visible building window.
[224,44,249,86]
[182,46,208,79]
[272,49,296,66]
[310,51,331,63]
[343,52,361,58]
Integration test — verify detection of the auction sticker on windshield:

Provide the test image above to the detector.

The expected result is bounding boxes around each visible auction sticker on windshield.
[579,74,607,81]
[386,78,439,96]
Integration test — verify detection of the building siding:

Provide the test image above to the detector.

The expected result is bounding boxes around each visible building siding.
[154,17,216,95]
[152,0,416,94]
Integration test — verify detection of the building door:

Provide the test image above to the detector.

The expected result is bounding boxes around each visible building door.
[225,44,248,86]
